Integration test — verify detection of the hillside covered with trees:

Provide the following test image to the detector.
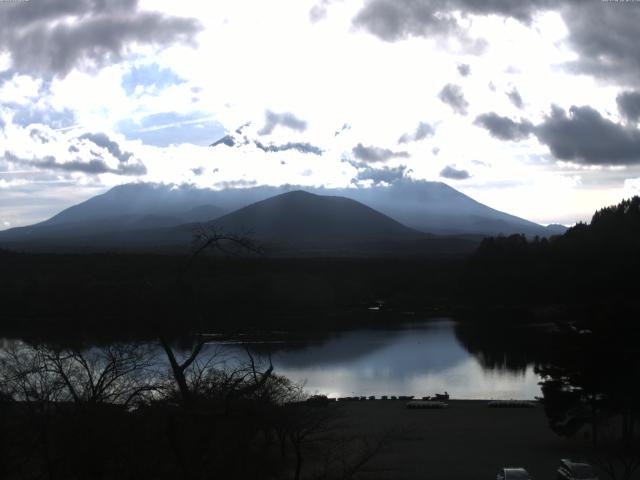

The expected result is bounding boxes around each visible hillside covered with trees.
[465,196,640,317]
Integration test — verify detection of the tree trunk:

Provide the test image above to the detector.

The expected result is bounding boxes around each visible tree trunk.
[160,337,191,407]
[294,446,302,480]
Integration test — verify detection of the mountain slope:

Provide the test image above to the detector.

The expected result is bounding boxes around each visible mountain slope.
[0,180,564,249]
[0,190,482,256]
[40,183,227,226]
[331,181,556,236]
[209,190,423,244]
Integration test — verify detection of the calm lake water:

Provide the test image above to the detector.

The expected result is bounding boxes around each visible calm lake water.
[201,319,542,400]
[0,319,543,400]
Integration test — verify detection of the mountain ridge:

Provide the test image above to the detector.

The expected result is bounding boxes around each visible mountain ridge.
[16,179,563,236]
[0,180,566,256]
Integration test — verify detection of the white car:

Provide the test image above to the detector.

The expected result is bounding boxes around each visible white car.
[497,467,532,480]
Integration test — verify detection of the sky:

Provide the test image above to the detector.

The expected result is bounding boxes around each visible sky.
[2,0,640,230]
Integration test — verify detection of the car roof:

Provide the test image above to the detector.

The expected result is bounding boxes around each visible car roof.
[561,459,595,469]
[504,468,531,479]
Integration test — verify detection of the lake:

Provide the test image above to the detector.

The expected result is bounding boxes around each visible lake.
[199,319,542,400]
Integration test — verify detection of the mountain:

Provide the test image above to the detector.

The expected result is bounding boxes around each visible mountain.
[40,183,227,226]
[0,179,559,254]
[210,190,422,244]
[544,224,569,236]
[336,181,556,236]
[8,179,555,233]
[181,204,226,223]
[0,192,225,243]
[201,190,482,256]
[0,190,481,256]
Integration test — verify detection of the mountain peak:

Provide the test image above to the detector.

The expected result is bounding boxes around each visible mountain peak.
[279,189,317,198]
[210,190,421,244]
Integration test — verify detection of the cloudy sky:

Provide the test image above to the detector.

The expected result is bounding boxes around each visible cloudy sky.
[2,0,640,229]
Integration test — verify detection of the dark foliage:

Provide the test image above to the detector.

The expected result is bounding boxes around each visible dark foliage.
[0,342,390,480]
[0,252,462,340]
[464,196,640,312]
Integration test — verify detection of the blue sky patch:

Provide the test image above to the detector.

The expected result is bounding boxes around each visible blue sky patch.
[117,111,225,147]
[121,64,185,95]
[10,104,76,129]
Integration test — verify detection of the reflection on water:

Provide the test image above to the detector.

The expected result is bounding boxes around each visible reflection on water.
[0,320,543,400]
[204,320,542,400]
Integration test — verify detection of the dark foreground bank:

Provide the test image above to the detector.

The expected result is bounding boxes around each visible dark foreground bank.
[332,400,598,480]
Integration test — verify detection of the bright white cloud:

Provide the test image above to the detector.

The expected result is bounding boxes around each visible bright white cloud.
[0,75,41,105]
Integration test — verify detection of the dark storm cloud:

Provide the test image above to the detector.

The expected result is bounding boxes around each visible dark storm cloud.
[535,105,640,165]
[352,143,410,162]
[258,111,308,135]
[475,105,640,165]
[4,151,146,176]
[6,130,149,176]
[438,84,469,115]
[457,64,471,77]
[507,88,524,109]
[561,2,640,84]
[352,0,558,43]
[440,165,470,180]
[474,113,533,141]
[37,156,113,175]
[353,165,409,185]
[617,91,640,124]
[0,0,201,77]
[352,1,637,84]
[254,140,323,155]
[452,0,560,21]
[78,132,132,163]
[398,121,435,144]
[353,0,449,42]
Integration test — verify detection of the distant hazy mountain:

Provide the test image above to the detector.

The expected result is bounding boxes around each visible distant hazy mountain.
[0,189,478,256]
[335,181,565,236]
[0,184,225,243]
[544,224,569,236]
[40,183,227,226]
[0,179,564,253]
[31,180,558,233]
